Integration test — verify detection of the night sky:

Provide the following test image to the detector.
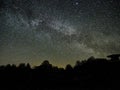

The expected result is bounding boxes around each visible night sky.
[0,0,120,67]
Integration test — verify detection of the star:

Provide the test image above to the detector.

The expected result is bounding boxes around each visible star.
[75,2,79,5]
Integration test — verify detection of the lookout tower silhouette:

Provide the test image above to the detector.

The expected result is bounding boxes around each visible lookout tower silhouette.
[107,54,120,61]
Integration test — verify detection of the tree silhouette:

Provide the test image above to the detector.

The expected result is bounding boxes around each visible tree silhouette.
[0,54,120,89]
[65,64,73,71]
[107,54,120,61]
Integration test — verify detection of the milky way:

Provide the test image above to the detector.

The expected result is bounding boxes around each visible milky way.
[0,0,120,67]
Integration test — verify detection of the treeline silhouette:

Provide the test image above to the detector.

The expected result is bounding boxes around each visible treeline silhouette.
[0,54,120,90]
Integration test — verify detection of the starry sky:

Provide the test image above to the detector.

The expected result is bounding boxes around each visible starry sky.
[0,0,120,67]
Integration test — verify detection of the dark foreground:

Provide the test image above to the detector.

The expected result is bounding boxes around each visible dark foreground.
[0,54,120,90]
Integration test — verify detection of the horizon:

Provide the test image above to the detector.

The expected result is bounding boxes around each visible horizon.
[1,53,120,68]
